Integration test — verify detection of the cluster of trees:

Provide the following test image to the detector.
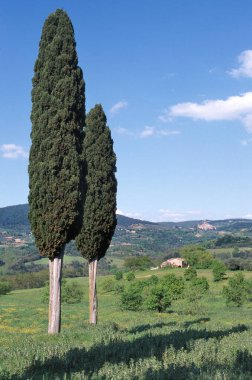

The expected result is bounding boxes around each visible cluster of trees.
[123,256,153,271]
[215,235,252,248]
[118,272,209,313]
[29,9,116,333]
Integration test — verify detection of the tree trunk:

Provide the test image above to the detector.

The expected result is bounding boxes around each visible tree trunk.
[89,258,98,324]
[48,247,64,334]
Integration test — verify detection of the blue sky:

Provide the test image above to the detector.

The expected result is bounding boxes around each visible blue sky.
[1,0,252,221]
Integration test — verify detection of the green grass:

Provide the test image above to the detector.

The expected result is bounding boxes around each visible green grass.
[1,268,252,379]
[31,255,83,266]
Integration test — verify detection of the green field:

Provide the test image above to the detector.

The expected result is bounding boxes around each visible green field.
[1,268,252,379]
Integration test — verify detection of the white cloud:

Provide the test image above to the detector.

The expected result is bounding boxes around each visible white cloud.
[157,130,180,136]
[114,125,180,139]
[241,138,252,146]
[140,126,155,138]
[160,92,252,133]
[116,209,142,219]
[229,50,252,78]
[140,126,180,139]
[0,144,28,159]
[114,127,135,137]
[158,209,202,222]
[110,101,128,115]
[243,214,252,219]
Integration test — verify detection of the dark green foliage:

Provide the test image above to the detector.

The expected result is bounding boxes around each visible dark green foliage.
[76,104,117,261]
[215,235,252,248]
[184,267,197,281]
[160,274,185,300]
[123,256,153,271]
[102,278,116,293]
[191,277,209,294]
[181,245,214,269]
[29,9,85,259]
[0,259,5,267]
[126,271,135,281]
[42,280,83,304]
[223,273,250,307]
[212,260,226,281]
[2,270,48,290]
[62,282,84,304]
[148,275,159,286]
[120,283,143,311]
[0,281,11,295]
[145,284,171,312]
[114,271,123,280]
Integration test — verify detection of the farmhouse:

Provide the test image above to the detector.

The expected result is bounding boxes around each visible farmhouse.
[160,258,187,268]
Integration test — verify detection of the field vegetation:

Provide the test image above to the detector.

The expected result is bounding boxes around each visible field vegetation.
[1,267,252,379]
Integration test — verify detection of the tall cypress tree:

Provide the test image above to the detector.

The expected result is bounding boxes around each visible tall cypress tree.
[76,104,117,324]
[29,9,85,333]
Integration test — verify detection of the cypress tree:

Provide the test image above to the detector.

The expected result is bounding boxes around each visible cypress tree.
[29,9,85,333]
[76,104,117,324]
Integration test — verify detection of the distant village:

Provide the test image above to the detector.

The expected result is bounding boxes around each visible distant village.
[0,230,31,247]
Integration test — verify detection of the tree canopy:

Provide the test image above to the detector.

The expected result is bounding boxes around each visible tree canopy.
[76,104,117,261]
[29,9,85,259]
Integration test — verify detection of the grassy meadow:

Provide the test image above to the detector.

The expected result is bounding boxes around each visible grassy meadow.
[1,268,252,379]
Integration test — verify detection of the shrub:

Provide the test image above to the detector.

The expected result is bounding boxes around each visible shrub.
[0,281,11,295]
[145,284,171,312]
[126,272,135,281]
[123,256,153,271]
[184,267,197,281]
[62,282,84,304]
[120,283,143,311]
[161,274,185,300]
[179,286,205,315]
[180,245,214,269]
[42,280,83,304]
[191,277,209,294]
[212,260,226,281]
[148,275,159,286]
[223,272,250,307]
[102,278,116,293]
[115,271,123,281]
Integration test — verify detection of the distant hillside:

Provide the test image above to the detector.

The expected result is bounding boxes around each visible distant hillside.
[116,214,157,228]
[0,204,29,230]
[0,204,156,231]
[1,203,252,234]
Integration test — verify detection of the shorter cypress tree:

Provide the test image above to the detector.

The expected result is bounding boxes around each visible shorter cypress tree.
[76,104,117,324]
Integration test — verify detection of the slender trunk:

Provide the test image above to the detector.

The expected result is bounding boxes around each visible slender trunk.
[48,247,64,334]
[89,258,98,324]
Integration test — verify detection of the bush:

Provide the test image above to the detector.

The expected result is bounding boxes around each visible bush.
[115,271,123,281]
[161,274,185,300]
[180,245,214,269]
[184,267,197,281]
[179,287,205,316]
[123,256,153,271]
[102,278,116,293]
[0,259,5,267]
[0,281,11,295]
[212,260,226,281]
[148,275,159,286]
[42,280,84,304]
[145,284,171,312]
[126,272,135,281]
[62,282,84,304]
[223,272,250,307]
[120,283,143,311]
[191,277,209,294]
